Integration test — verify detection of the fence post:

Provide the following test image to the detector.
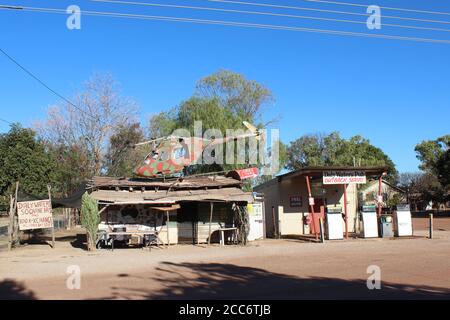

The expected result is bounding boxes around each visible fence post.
[319,217,325,243]
[429,213,433,239]
[48,185,55,248]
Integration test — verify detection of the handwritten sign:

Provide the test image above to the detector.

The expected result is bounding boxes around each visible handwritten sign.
[323,171,367,185]
[17,200,53,231]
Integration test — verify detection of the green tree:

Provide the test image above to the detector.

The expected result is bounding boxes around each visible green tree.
[81,192,100,251]
[47,143,91,197]
[106,123,146,177]
[287,132,398,182]
[415,135,450,204]
[195,69,274,123]
[148,70,284,177]
[0,124,56,206]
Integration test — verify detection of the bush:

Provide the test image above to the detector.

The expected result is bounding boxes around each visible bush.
[81,192,100,251]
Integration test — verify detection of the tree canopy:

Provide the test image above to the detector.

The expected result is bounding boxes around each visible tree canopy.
[106,123,146,177]
[148,70,280,176]
[286,132,398,182]
[414,135,450,204]
[0,124,55,206]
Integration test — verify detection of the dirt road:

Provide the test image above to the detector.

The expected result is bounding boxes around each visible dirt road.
[1,219,449,300]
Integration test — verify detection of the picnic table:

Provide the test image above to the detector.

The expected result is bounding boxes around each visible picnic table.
[218,227,238,246]
[97,230,164,251]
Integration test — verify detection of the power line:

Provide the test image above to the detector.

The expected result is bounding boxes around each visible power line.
[206,0,450,25]
[2,4,450,44]
[0,47,101,123]
[91,0,450,33]
[0,117,13,125]
[302,0,450,16]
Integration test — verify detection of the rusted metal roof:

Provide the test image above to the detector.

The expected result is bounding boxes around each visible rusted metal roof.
[90,187,253,204]
[88,175,242,191]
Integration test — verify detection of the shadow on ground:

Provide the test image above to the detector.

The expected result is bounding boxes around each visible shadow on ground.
[104,262,450,300]
[0,279,36,300]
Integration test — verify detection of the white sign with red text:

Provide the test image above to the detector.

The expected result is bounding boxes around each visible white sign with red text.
[17,200,53,231]
[323,171,367,185]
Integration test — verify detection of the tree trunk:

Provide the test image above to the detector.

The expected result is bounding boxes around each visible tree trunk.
[87,232,96,251]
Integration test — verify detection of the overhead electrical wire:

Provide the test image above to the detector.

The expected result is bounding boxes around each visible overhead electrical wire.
[0,47,102,123]
[205,0,450,25]
[0,117,13,125]
[302,0,450,16]
[90,0,450,33]
[1,3,450,44]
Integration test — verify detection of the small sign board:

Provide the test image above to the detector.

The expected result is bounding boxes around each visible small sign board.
[17,200,53,231]
[290,196,303,207]
[234,167,259,180]
[323,171,367,185]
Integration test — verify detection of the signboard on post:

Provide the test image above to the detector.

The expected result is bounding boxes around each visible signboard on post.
[323,171,367,185]
[17,200,53,231]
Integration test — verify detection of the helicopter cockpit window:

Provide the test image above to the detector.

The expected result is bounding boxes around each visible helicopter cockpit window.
[159,149,170,161]
[144,151,158,164]
[173,145,189,159]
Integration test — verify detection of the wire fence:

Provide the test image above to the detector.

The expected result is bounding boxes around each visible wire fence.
[0,217,69,237]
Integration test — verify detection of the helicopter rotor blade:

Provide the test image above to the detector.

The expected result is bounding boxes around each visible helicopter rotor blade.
[243,121,258,133]
[134,137,167,147]
[242,121,261,140]
[134,135,197,147]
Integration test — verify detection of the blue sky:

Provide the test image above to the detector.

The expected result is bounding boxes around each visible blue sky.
[0,0,449,173]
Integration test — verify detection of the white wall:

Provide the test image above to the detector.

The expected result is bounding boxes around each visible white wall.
[256,176,359,237]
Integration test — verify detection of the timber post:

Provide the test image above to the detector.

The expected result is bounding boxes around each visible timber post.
[429,213,434,239]
[208,202,213,246]
[166,210,170,248]
[319,217,325,243]
[8,195,14,251]
[48,185,55,249]
[8,181,19,251]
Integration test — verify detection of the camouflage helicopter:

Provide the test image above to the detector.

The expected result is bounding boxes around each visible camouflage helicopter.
[134,122,262,178]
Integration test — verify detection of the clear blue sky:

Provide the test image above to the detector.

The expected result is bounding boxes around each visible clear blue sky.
[1,0,449,173]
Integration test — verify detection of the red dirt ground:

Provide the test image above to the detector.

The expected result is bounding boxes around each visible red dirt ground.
[0,218,449,300]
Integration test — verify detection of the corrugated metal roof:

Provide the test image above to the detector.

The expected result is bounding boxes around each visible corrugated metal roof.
[90,187,253,204]
[88,175,242,191]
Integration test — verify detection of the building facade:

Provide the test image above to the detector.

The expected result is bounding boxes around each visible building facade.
[254,166,388,238]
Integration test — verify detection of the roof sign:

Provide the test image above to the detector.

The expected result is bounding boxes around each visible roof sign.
[323,171,367,185]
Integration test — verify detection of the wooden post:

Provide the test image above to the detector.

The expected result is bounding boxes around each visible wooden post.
[272,206,277,238]
[8,195,14,251]
[12,182,19,246]
[377,175,383,217]
[8,182,19,251]
[343,184,349,239]
[429,213,434,239]
[48,185,55,249]
[208,202,213,246]
[319,217,324,243]
[166,210,170,247]
[68,208,72,230]
[305,176,317,240]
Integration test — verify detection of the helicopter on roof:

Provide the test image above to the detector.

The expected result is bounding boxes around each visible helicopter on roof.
[134,121,263,178]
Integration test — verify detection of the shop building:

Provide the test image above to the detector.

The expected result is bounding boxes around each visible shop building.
[254,166,389,239]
